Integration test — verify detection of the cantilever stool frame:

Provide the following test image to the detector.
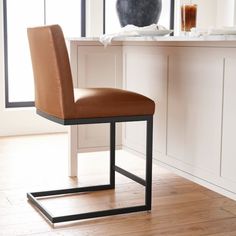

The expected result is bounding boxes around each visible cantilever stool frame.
[27,110,153,224]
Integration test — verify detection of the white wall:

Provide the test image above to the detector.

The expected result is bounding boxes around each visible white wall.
[197,0,218,28]
[86,0,104,37]
[216,0,235,27]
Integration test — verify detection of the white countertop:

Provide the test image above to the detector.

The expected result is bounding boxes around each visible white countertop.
[68,35,236,47]
[69,35,236,42]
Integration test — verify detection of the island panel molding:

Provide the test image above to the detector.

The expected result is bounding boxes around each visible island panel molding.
[68,37,236,200]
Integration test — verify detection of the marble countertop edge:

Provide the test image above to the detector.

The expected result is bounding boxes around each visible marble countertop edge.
[68,35,236,42]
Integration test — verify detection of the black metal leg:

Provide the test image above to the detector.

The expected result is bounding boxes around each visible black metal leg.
[110,122,116,188]
[145,116,153,210]
[27,115,154,224]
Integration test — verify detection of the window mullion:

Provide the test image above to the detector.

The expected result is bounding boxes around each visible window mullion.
[44,0,46,25]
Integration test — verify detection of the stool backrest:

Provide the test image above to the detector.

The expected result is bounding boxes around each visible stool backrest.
[27,25,74,119]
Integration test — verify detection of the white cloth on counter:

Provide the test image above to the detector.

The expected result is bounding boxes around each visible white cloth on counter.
[191,26,236,37]
[99,24,168,46]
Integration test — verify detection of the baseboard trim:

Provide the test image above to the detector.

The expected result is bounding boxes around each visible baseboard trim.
[123,145,236,201]
[156,160,236,201]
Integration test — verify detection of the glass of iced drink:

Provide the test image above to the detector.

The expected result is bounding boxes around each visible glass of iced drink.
[181,3,197,33]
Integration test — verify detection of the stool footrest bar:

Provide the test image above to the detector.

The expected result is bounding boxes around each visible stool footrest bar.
[30,184,114,197]
[53,205,147,223]
[27,186,148,224]
[115,166,146,186]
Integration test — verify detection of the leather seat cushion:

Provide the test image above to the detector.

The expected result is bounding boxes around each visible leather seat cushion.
[72,88,155,119]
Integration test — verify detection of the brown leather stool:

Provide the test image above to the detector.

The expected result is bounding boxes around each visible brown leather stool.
[27,25,155,224]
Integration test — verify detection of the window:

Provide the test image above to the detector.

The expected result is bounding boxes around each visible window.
[104,0,175,34]
[3,0,85,108]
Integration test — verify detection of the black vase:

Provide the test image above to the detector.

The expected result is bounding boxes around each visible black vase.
[116,0,162,27]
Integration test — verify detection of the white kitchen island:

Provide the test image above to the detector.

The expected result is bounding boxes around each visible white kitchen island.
[68,36,236,200]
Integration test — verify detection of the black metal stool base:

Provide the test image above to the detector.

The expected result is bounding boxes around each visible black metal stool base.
[27,114,153,224]
[27,176,147,223]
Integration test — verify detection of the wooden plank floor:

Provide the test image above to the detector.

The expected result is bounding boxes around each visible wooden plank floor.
[0,133,236,236]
